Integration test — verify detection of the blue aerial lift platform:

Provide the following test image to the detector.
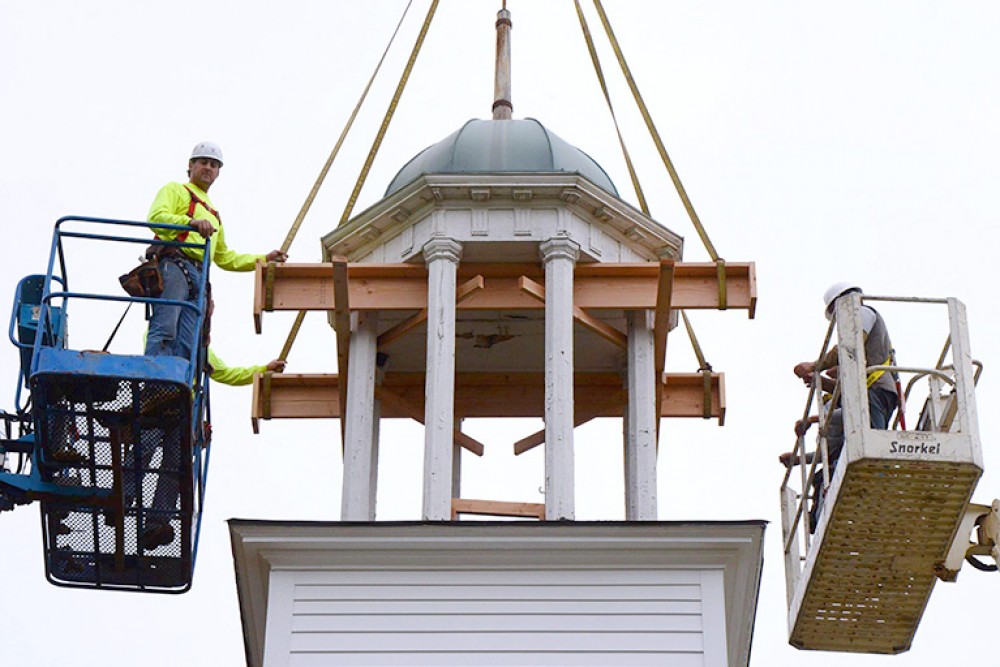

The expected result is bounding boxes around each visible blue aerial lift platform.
[0,217,212,593]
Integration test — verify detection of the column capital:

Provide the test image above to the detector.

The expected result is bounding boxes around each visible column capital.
[422,237,463,264]
[539,237,580,264]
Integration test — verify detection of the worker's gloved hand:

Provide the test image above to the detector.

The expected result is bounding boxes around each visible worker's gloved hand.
[189,218,216,237]
[793,361,816,385]
[266,359,287,373]
[794,420,810,437]
[265,250,288,263]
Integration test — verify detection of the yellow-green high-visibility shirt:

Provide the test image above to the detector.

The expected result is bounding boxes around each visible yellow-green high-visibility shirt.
[148,181,263,272]
[207,348,266,386]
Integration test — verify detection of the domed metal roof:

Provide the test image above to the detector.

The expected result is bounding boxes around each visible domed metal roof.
[385,118,618,196]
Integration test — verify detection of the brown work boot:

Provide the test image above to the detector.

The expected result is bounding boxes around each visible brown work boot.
[140,523,175,551]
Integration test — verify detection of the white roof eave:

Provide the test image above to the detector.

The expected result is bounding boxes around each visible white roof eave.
[320,172,684,263]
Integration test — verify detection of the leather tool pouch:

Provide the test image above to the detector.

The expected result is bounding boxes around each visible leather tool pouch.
[119,255,164,298]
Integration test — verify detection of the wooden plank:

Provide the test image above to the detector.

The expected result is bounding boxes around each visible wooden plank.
[451,498,545,520]
[377,309,428,350]
[250,372,724,424]
[513,414,599,456]
[251,370,262,434]
[253,261,756,320]
[519,276,627,349]
[572,262,754,312]
[253,260,265,334]
[377,387,485,456]
[512,389,627,455]
[653,260,675,382]
[377,275,484,349]
[653,259,675,444]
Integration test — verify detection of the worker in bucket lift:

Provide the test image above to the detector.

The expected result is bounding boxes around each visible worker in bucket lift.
[49,351,290,550]
[131,350,287,551]
[144,141,288,361]
[780,283,899,530]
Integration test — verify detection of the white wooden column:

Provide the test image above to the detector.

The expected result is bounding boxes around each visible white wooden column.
[625,310,658,519]
[422,237,462,520]
[540,237,579,520]
[341,311,379,521]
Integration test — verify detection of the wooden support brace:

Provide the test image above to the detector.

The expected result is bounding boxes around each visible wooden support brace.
[701,367,714,420]
[332,258,350,440]
[653,259,675,444]
[377,275,484,349]
[716,258,727,310]
[265,262,276,313]
[653,259,675,378]
[451,498,545,520]
[511,429,547,456]
[512,392,623,455]
[251,371,262,434]
[249,370,274,436]
[253,261,266,334]
[376,387,485,456]
[518,276,627,349]
[513,413,599,456]
[262,371,273,419]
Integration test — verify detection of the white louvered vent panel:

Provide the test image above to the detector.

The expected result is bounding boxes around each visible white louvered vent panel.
[287,568,710,666]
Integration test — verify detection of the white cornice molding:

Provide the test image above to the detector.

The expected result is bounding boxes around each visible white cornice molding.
[321,173,683,263]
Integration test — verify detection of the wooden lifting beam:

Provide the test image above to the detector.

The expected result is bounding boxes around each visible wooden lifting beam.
[253,261,756,332]
[251,371,725,434]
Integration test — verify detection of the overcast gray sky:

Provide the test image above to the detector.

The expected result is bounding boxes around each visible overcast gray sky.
[1,1,998,665]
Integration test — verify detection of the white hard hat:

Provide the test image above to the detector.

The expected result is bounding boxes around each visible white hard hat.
[190,141,223,165]
[823,281,862,319]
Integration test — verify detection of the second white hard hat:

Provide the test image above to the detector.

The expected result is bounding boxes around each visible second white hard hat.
[190,141,224,166]
[823,281,862,319]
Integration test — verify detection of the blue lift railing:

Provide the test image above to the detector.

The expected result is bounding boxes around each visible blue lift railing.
[0,216,213,593]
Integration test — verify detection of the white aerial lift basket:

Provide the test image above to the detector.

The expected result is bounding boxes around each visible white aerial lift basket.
[780,294,988,654]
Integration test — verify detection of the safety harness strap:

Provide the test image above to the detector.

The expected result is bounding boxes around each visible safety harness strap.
[151,186,221,247]
[183,185,221,223]
[866,353,894,388]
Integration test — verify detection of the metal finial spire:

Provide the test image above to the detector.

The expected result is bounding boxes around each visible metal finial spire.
[492,4,512,120]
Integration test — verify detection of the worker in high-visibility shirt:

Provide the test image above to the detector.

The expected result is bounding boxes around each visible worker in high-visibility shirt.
[136,350,287,551]
[144,141,287,361]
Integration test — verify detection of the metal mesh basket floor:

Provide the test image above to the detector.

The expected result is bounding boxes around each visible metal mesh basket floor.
[33,373,199,592]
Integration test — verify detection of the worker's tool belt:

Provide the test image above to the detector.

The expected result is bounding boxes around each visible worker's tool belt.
[120,243,212,343]
[118,240,194,299]
[119,255,163,298]
[143,244,214,346]
[149,246,200,300]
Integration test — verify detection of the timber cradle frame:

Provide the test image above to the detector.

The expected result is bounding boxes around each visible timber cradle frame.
[250,258,754,438]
